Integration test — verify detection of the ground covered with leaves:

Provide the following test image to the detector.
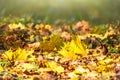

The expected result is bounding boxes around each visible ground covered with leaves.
[0,20,120,80]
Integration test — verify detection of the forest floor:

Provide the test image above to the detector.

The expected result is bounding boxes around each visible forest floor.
[0,20,120,80]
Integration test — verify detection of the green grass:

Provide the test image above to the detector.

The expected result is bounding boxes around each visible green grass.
[0,0,120,24]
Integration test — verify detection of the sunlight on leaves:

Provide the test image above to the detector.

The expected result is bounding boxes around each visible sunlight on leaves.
[59,36,88,59]
[68,72,79,80]
[2,48,34,63]
[38,68,52,72]
[18,63,38,71]
[46,61,64,73]
[8,23,25,30]
[73,66,89,74]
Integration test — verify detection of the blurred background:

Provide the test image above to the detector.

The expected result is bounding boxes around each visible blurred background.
[0,0,120,25]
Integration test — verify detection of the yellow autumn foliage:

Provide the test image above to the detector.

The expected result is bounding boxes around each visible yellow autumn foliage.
[46,61,64,73]
[59,36,88,59]
[73,66,89,74]
[8,23,25,29]
[2,48,34,62]
[0,65,3,71]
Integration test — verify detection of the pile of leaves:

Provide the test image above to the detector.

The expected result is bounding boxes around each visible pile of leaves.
[0,20,120,80]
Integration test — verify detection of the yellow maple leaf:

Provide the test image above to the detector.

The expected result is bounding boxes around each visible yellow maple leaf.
[58,36,88,59]
[8,23,25,29]
[0,65,3,71]
[59,46,78,60]
[71,36,88,56]
[97,65,106,72]
[3,49,14,61]
[14,48,27,61]
[46,61,64,73]
[2,48,34,62]
[73,66,89,74]
[45,24,52,31]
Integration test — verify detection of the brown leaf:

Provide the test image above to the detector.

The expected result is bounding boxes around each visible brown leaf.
[25,42,40,50]
[40,72,56,80]
[74,20,90,34]
[61,32,71,41]
[62,24,71,32]
[4,35,24,49]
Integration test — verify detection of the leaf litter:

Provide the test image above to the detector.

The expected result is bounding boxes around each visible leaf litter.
[0,20,120,80]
